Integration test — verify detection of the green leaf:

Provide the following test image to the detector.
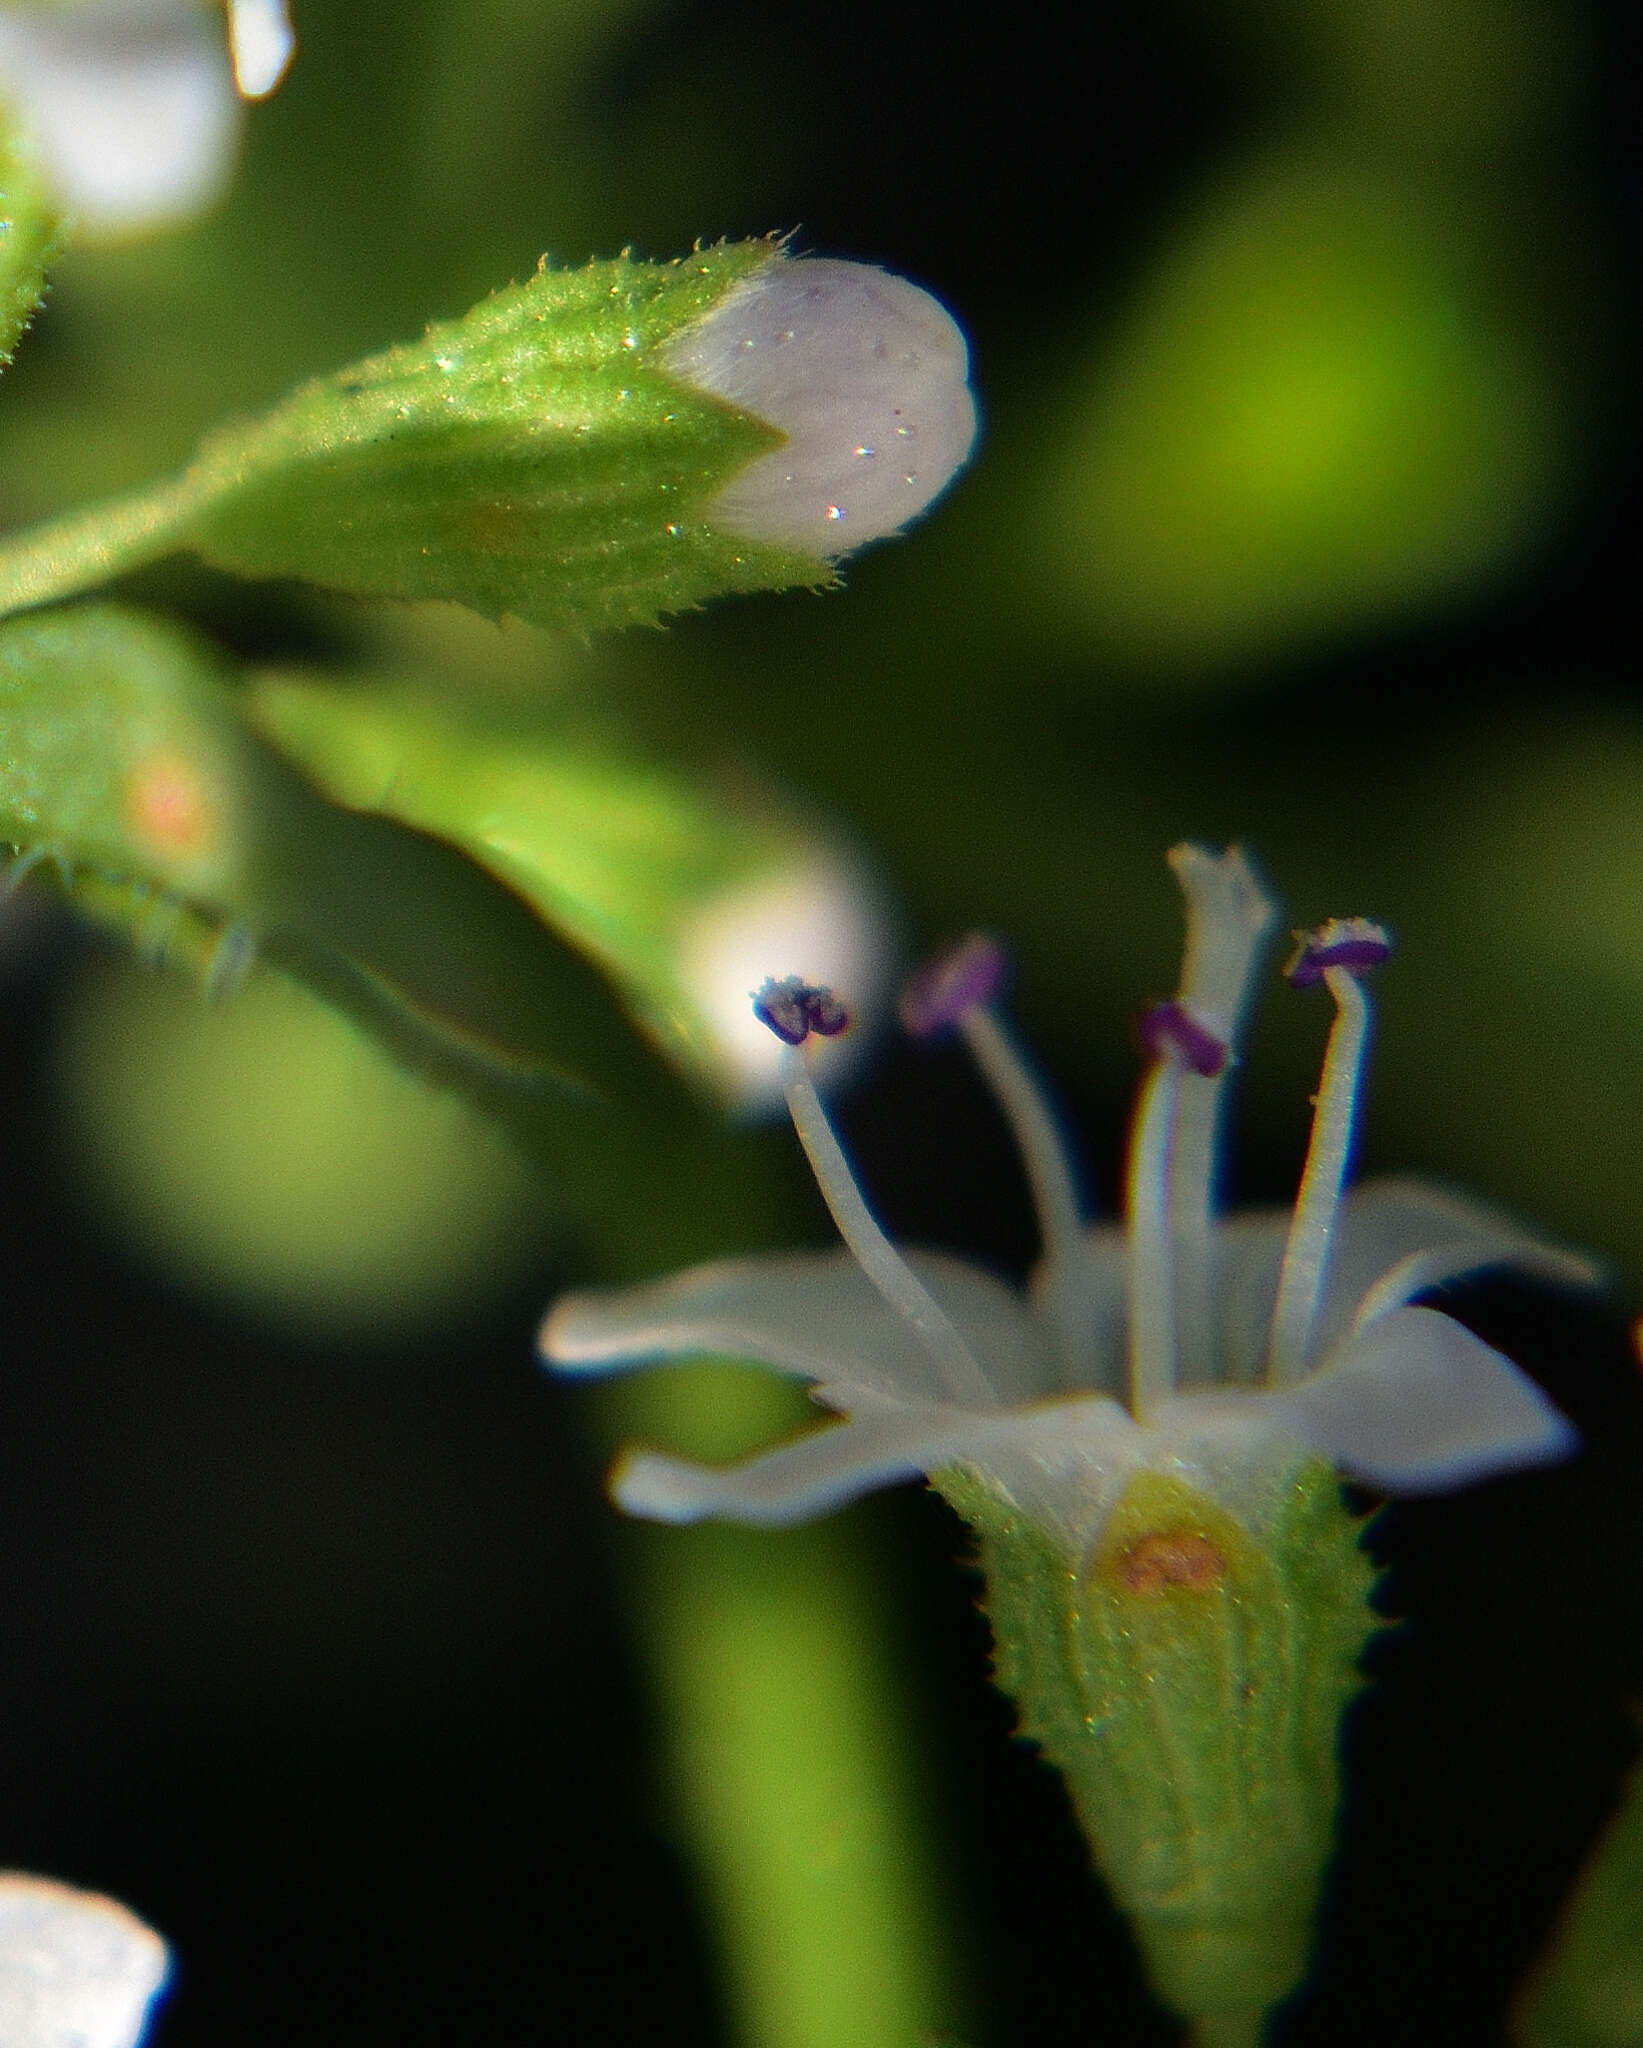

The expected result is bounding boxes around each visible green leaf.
[1514,1752,1643,2048]
[939,1460,1379,2033]
[0,602,669,1114]
[0,240,828,629]
[0,121,61,370]
[244,669,863,1097]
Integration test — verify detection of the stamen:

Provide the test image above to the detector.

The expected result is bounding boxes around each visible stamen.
[899,933,1008,1039]
[753,974,850,1045]
[1125,1055,1181,1422]
[1139,1000,1228,1076]
[1266,920,1392,1386]
[756,989,996,1407]
[900,937,1094,1386]
[1135,847,1278,1395]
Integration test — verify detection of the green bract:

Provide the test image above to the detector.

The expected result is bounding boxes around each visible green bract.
[0,122,58,368]
[0,241,829,631]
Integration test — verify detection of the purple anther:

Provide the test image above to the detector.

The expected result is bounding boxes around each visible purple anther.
[1139,1000,1229,1078]
[898,932,1007,1040]
[804,985,851,1037]
[1285,917,1393,989]
[752,976,852,1045]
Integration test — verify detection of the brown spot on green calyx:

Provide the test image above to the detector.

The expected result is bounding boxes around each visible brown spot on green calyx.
[1114,1528,1228,1597]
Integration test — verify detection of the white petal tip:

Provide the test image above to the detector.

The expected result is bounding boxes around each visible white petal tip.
[228,0,295,98]
[611,1450,722,1524]
[667,256,978,555]
[1290,1305,1581,1496]
[0,1874,170,2048]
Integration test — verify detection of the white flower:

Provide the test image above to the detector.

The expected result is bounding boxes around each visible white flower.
[664,256,978,557]
[542,847,1589,1555]
[0,1872,169,2048]
[676,846,896,1111]
[0,0,293,238]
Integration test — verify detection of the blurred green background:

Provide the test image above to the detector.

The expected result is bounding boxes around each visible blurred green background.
[1,0,1640,2042]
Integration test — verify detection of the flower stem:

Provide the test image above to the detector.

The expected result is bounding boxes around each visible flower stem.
[0,476,206,622]
[1189,2009,1267,2048]
[604,1366,969,2048]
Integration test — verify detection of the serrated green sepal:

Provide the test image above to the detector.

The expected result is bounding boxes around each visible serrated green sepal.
[0,124,61,369]
[938,1460,1379,2032]
[0,603,669,1114]
[0,242,829,631]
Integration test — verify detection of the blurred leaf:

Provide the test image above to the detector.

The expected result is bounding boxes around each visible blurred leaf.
[1027,151,1573,681]
[246,668,895,1099]
[54,950,546,1342]
[0,602,671,1113]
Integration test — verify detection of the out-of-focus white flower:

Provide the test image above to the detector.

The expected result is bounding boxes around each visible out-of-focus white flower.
[0,1872,169,2048]
[677,848,896,1109]
[545,847,1590,1548]
[666,256,978,556]
[0,0,293,238]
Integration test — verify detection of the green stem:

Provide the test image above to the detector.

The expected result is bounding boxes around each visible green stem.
[0,474,208,621]
[1190,2010,1267,2048]
[602,1370,968,2048]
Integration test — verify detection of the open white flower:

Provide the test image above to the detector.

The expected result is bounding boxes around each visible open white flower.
[0,0,293,238]
[543,847,1589,1555]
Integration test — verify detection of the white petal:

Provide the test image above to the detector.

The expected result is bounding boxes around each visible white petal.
[0,0,240,236]
[1036,1221,1131,1396]
[614,1389,1139,1530]
[1273,1303,1578,1492]
[0,1873,169,2048]
[666,257,977,555]
[1208,1177,1599,1383]
[541,1245,1056,1406]
[226,0,292,98]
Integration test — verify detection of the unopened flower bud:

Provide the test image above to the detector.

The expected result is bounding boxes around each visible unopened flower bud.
[665,256,978,555]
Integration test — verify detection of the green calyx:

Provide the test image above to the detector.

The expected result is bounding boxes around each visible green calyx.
[0,240,828,632]
[939,1460,1380,2033]
[0,124,61,371]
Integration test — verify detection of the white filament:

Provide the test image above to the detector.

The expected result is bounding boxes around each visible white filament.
[665,256,977,555]
[1268,966,1372,1386]
[958,1003,1095,1384]
[1124,1058,1180,1422]
[1163,845,1277,1385]
[781,1048,995,1405]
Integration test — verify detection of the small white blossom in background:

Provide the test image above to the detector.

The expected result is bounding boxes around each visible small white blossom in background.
[0,1873,169,2048]
[667,255,978,555]
[545,846,1590,1547]
[0,0,293,238]
[677,848,897,1110]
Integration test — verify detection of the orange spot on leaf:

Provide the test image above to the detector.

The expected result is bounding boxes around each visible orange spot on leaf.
[123,751,216,860]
